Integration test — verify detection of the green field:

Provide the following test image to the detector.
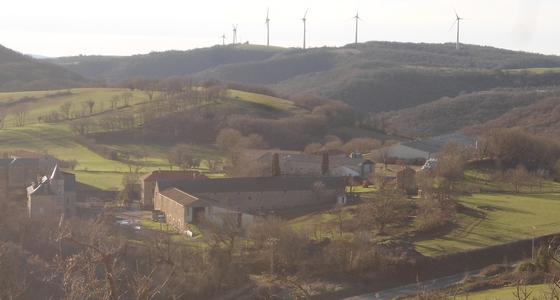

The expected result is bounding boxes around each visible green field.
[413,193,560,256]
[0,87,397,190]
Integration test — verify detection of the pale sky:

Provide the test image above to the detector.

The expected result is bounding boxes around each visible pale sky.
[0,0,558,57]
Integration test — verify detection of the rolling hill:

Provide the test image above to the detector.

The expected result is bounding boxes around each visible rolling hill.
[0,44,90,91]
[48,41,560,114]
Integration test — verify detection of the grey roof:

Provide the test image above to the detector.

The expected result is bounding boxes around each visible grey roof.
[259,153,373,167]
[157,176,345,195]
[0,158,14,166]
[160,188,212,207]
[9,158,39,166]
[50,165,64,180]
[400,133,476,153]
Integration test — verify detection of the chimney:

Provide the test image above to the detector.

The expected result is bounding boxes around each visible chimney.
[158,168,161,173]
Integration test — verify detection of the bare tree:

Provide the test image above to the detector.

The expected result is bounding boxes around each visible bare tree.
[312,181,325,202]
[374,146,393,169]
[0,109,6,128]
[110,95,120,110]
[121,164,143,201]
[121,92,133,106]
[356,184,407,234]
[86,99,95,115]
[202,209,241,261]
[144,222,178,265]
[11,105,28,126]
[331,203,349,236]
[59,101,73,119]
[57,216,124,300]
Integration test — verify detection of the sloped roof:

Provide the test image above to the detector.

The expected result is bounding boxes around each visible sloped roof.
[310,149,346,156]
[259,153,373,167]
[8,158,39,166]
[157,176,345,195]
[50,165,64,180]
[12,150,47,159]
[140,170,209,182]
[0,158,15,166]
[244,149,302,161]
[399,133,476,153]
[160,188,212,207]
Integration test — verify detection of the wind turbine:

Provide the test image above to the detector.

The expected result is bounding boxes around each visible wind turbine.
[352,11,362,44]
[265,7,270,46]
[302,8,308,49]
[220,33,227,46]
[450,8,463,50]
[232,24,238,44]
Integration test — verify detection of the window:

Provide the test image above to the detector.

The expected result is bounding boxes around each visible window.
[39,207,44,214]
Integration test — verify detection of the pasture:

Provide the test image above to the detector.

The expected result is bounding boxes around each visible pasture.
[413,192,560,257]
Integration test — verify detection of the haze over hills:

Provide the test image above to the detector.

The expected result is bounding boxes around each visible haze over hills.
[3,41,560,140]
[0,44,89,91]
[48,41,560,114]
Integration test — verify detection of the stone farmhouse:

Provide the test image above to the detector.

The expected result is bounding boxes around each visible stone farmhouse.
[12,150,58,176]
[371,133,476,162]
[140,170,209,209]
[257,152,375,178]
[154,176,346,230]
[27,165,76,219]
[0,150,58,198]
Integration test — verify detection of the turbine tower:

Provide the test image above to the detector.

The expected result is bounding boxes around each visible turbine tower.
[450,8,462,50]
[220,33,227,46]
[352,11,362,44]
[232,24,238,44]
[302,8,308,49]
[265,7,270,46]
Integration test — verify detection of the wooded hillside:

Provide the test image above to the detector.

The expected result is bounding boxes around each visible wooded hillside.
[49,41,560,114]
[0,44,89,91]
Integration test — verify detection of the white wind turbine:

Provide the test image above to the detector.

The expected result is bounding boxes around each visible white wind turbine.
[232,24,238,44]
[352,11,362,44]
[265,7,270,46]
[450,8,463,50]
[302,8,308,49]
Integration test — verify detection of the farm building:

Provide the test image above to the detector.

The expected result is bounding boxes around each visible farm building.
[27,165,76,219]
[154,176,346,230]
[371,133,476,162]
[140,170,209,209]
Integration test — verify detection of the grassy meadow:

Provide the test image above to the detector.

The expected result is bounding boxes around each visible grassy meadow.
[413,192,560,256]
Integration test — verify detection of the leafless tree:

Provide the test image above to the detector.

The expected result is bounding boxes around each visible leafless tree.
[57,216,124,300]
[356,184,407,234]
[202,209,242,261]
[110,95,120,110]
[59,101,73,119]
[121,164,143,201]
[69,118,95,135]
[144,222,178,266]
[0,109,6,128]
[331,203,349,236]
[86,99,95,115]
[374,146,393,169]
[11,104,28,126]
[121,92,133,106]
[312,181,325,202]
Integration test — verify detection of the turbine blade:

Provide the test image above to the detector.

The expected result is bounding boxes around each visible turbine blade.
[304,8,308,18]
[448,19,457,32]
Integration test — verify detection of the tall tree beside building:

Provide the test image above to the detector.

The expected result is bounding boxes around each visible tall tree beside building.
[271,153,281,176]
[321,151,329,176]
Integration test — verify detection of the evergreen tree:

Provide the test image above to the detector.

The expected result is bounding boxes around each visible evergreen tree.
[271,153,281,176]
[321,151,329,176]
